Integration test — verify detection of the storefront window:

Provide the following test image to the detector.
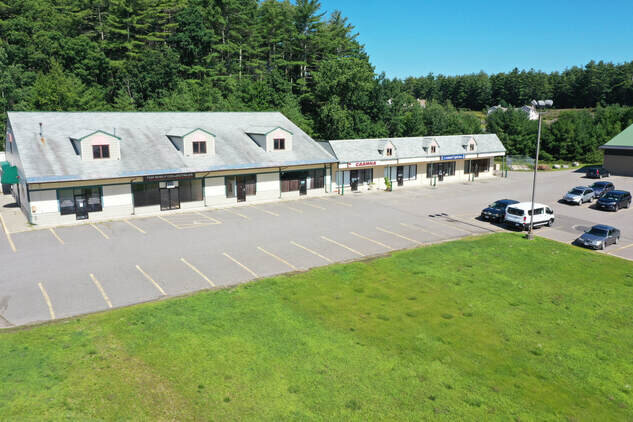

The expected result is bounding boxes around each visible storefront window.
[465,159,489,174]
[225,177,236,198]
[180,179,203,202]
[426,162,455,178]
[58,187,103,214]
[132,182,160,207]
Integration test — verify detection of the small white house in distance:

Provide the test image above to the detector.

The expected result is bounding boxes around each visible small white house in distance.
[325,134,506,193]
[4,112,337,226]
[519,105,539,120]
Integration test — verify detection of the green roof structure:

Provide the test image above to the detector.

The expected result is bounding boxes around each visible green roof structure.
[600,123,633,149]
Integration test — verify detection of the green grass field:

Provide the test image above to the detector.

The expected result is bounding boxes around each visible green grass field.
[2,233,633,420]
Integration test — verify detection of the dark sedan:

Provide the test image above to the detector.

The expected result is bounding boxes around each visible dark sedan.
[480,199,519,223]
[597,190,632,211]
[574,224,620,250]
[590,181,615,198]
[586,167,611,178]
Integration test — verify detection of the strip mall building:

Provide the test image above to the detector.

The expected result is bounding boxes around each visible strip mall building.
[325,134,506,192]
[2,112,506,226]
[3,112,337,225]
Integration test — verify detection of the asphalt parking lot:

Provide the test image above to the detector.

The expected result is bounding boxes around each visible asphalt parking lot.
[1,169,632,328]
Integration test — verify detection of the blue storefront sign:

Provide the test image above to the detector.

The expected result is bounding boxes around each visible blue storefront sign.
[441,154,464,161]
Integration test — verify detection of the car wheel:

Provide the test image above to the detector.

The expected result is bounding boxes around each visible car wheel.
[615,237,619,245]
[547,219,554,227]
[601,242,605,250]
[615,204,620,211]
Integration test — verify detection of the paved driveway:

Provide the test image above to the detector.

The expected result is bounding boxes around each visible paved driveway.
[1,169,632,328]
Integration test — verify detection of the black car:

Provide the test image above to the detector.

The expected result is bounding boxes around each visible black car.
[574,224,620,250]
[597,190,632,211]
[480,199,519,223]
[586,167,611,178]
[590,181,615,198]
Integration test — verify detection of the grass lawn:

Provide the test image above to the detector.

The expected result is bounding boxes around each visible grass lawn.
[2,233,633,420]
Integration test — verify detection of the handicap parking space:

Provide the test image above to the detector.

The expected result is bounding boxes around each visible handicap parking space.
[11,228,63,251]
[158,211,222,229]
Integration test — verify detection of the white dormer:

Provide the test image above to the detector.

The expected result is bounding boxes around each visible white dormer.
[70,130,121,161]
[246,126,293,152]
[422,137,439,155]
[382,141,395,157]
[462,136,477,152]
[167,128,215,157]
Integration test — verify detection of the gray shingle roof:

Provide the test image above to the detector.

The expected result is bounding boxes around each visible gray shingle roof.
[8,112,336,183]
[327,134,506,163]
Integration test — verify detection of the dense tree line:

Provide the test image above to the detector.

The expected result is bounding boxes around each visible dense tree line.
[401,61,633,110]
[1,0,632,163]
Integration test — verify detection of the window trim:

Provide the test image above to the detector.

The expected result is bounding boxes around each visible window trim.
[92,144,110,159]
[386,147,393,156]
[273,138,285,150]
[430,145,437,154]
[192,141,207,154]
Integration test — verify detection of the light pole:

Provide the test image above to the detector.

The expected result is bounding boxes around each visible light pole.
[527,99,553,240]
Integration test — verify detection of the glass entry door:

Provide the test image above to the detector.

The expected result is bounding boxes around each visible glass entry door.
[236,176,247,202]
[74,195,88,220]
[350,170,359,191]
[160,187,180,210]
[396,166,404,186]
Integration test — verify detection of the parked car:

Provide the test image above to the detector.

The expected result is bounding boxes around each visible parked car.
[574,224,620,250]
[504,202,555,231]
[596,190,632,211]
[480,199,519,223]
[590,181,615,198]
[586,167,610,178]
[562,186,594,205]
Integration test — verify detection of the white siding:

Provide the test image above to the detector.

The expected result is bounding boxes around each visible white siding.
[102,184,132,207]
[30,189,58,214]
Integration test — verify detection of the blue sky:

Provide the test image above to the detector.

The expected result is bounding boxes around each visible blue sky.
[317,0,633,78]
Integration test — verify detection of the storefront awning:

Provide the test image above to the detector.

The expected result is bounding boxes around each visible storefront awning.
[1,162,19,184]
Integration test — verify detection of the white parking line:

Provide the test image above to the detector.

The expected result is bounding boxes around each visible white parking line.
[158,215,181,229]
[257,246,298,270]
[281,204,303,213]
[193,211,222,224]
[124,219,146,234]
[399,222,442,238]
[0,214,16,252]
[321,235,365,257]
[350,231,394,251]
[223,252,258,278]
[180,257,216,287]
[38,282,55,320]
[290,241,333,263]
[90,223,110,239]
[223,208,251,220]
[249,205,279,216]
[318,197,352,207]
[49,228,64,244]
[136,265,166,296]
[376,226,423,245]
[609,241,633,254]
[90,273,113,308]
[301,201,326,210]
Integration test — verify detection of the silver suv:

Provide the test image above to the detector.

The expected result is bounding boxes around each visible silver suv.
[562,186,594,205]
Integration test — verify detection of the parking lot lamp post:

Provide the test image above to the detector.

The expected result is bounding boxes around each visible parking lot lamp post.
[527,99,553,240]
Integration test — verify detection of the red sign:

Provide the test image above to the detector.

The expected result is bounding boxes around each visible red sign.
[354,161,376,167]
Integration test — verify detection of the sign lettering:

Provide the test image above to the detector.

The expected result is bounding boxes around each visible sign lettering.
[143,172,195,182]
[354,161,376,167]
[441,154,464,161]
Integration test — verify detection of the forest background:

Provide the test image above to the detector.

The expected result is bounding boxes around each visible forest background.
[1,0,632,162]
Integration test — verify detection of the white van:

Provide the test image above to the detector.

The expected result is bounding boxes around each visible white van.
[504,202,555,231]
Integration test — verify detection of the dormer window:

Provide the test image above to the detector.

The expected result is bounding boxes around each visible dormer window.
[386,147,393,156]
[92,144,110,159]
[274,138,285,150]
[430,145,437,154]
[193,141,207,154]
[469,143,475,151]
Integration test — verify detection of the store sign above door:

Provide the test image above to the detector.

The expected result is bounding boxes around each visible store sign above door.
[353,161,376,167]
[143,172,194,182]
[441,154,464,161]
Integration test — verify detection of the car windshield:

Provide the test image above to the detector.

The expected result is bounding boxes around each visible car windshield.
[569,189,584,195]
[587,228,608,237]
[603,193,620,200]
[506,207,523,216]
[490,201,505,209]
[592,182,606,188]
